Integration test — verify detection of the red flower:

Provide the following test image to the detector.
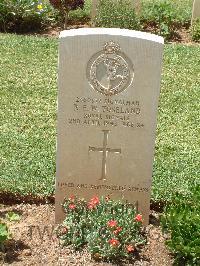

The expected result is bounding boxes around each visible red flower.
[108,238,120,247]
[68,195,75,201]
[113,226,122,235]
[87,196,100,210]
[69,203,76,210]
[90,196,99,205]
[135,214,143,222]
[127,244,135,252]
[107,220,117,228]
[87,203,96,210]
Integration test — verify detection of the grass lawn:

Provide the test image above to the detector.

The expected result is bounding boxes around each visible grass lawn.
[0,33,199,201]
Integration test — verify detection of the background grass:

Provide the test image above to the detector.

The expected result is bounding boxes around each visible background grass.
[0,34,199,201]
[154,44,200,201]
[0,34,57,196]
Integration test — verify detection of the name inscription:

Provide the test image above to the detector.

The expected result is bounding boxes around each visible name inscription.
[67,96,145,129]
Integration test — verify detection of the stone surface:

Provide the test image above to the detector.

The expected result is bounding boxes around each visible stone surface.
[192,0,200,22]
[91,0,98,26]
[55,28,164,225]
[133,0,141,14]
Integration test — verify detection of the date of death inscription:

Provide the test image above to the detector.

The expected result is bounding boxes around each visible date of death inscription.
[67,97,145,129]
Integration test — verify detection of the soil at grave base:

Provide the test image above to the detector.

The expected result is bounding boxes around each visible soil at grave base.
[5,23,198,45]
[0,204,173,266]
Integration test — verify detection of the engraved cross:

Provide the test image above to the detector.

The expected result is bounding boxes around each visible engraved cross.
[89,130,121,181]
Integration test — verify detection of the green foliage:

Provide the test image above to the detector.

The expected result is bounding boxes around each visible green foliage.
[173,0,193,23]
[161,184,200,265]
[6,212,21,222]
[191,19,200,42]
[141,0,178,39]
[0,222,10,247]
[68,0,91,23]
[94,0,140,30]
[0,0,195,35]
[49,0,85,28]
[142,0,193,25]
[65,0,193,30]
[57,195,145,261]
[0,0,55,32]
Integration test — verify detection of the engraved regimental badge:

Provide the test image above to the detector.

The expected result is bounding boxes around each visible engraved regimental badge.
[87,41,134,96]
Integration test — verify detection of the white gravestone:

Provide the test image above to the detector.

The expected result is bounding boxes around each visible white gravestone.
[55,28,164,225]
[192,0,200,23]
[91,0,98,26]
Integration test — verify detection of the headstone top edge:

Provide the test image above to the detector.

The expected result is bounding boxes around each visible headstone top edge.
[59,28,164,44]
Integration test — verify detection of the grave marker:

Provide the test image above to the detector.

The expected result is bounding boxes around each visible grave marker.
[91,0,98,26]
[133,0,141,14]
[55,28,164,225]
[192,0,200,23]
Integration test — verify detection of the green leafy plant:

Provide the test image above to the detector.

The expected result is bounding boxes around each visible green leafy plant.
[142,0,193,25]
[161,183,200,265]
[0,221,10,249]
[57,195,145,261]
[0,0,55,32]
[191,19,200,42]
[49,0,85,28]
[6,212,21,222]
[94,0,140,30]
[67,0,91,25]
[141,0,178,40]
